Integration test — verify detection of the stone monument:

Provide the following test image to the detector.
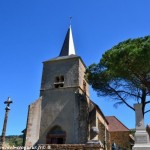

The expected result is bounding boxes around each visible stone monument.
[132,103,150,150]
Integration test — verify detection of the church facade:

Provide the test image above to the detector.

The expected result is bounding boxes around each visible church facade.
[24,25,132,150]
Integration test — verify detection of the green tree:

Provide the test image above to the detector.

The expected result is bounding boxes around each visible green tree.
[86,36,150,116]
[5,135,23,146]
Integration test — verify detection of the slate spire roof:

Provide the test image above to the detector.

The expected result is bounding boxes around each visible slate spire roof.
[59,25,76,56]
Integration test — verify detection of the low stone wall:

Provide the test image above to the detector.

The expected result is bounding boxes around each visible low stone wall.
[38,144,104,150]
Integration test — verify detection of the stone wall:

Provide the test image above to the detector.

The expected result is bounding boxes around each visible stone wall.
[98,121,110,150]
[78,95,89,143]
[24,97,42,147]
[78,58,89,97]
[89,109,96,140]
[38,87,80,144]
[38,144,104,150]
[40,56,81,91]
[109,131,130,149]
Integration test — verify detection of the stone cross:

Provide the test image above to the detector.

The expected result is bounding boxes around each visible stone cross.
[1,97,13,147]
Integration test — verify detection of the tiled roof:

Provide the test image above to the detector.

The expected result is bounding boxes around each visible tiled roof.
[106,116,129,132]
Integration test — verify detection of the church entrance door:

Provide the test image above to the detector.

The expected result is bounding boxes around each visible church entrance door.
[46,126,66,144]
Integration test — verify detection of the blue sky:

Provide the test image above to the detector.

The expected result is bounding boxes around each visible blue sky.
[0,0,150,135]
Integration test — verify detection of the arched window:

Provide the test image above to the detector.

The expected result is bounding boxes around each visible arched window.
[46,126,66,144]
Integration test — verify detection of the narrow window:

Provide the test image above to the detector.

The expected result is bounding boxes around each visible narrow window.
[83,80,86,93]
[60,76,64,82]
[55,76,59,82]
[54,76,60,88]
[59,75,64,87]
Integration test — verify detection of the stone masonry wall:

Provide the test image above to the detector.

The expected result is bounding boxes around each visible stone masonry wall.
[89,109,96,140]
[98,121,110,150]
[25,97,42,147]
[40,57,79,91]
[109,131,130,149]
[78,94,89,143]
[78,59,89,97]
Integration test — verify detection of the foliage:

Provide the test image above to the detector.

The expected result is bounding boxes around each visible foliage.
[86,36,150,115]
[130,129,136,136]
[5,135,23,146]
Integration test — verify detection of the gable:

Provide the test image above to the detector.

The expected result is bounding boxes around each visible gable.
[106,116,129,132]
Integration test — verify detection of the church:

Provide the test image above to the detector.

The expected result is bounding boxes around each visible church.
[24,25,133,150]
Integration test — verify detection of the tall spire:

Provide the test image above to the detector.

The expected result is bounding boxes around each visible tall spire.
[59,25,76,56]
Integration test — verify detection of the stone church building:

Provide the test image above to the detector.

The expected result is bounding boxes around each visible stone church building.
[24,25,133,150]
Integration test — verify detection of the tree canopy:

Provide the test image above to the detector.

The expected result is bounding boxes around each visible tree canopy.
[85,36,150,116]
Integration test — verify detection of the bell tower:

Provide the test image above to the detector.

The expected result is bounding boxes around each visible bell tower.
[24,25,90,147]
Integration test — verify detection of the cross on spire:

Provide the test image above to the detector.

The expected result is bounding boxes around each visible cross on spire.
[70,16,72,25]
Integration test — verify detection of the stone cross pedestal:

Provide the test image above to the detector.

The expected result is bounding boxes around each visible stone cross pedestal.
[132,104,150,150]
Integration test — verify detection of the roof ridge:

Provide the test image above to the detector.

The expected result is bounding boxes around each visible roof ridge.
[106,116,129,131]
[113,116,129,131]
